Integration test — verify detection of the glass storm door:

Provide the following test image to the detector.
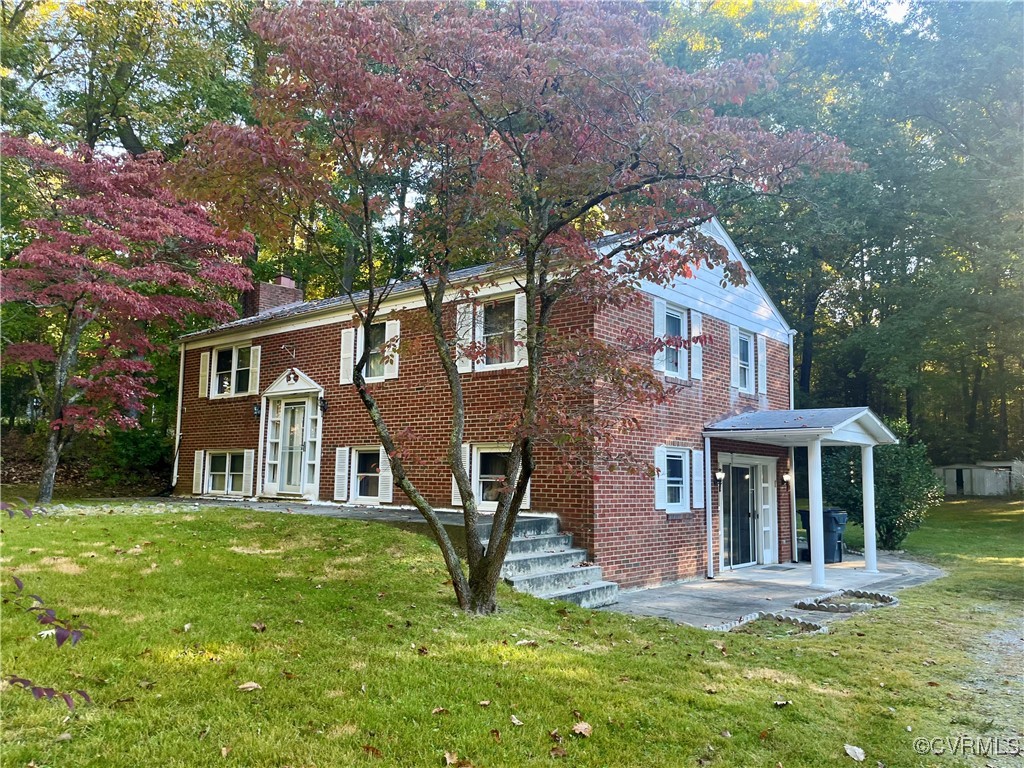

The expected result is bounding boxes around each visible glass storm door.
[281,401,306,494]
[723,464,756,567]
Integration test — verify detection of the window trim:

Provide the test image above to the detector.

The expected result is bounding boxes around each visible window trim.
[652,298,689,380]
[457,293,528,373]
[737,330,754,395]
[210,344,253,399]
[654,444,691,514]
[206,450,247,496]
[351,446,383,503]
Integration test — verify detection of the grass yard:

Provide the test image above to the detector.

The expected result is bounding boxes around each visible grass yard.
[1,498,1021,767]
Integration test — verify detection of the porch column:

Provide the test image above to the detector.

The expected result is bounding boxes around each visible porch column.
[861,444,879,574]
[807,437,827,590]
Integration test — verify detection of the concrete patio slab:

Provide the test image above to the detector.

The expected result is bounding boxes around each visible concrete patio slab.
[605,553,943,630]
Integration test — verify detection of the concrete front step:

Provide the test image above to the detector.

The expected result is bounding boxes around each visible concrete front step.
[506,564,605,594]
[537,580,620,609]
[500,548,591,578]
[477,515,559,541]
[483,533,574,556]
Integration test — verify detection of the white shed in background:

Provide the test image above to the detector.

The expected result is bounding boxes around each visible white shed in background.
[936,460,1024,497]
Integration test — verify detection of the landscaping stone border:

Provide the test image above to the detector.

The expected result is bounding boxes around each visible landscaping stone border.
[793,588,899,613]
[706,610,829,635]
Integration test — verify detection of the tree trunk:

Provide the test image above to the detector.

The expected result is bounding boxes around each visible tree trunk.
[37,427,64,504]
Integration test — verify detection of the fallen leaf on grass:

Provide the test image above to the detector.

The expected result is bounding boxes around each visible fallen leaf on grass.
[550,729,562,742]
[417,646,429,656]
[510,715,524,727]
[705,687,717,694]
[773,700,792,708]
[251,622,266,633]
[362,744,382,758]
[198,726,210,741]
[515,639,538,647]
[237,681,262,692]
[184,623,192,633]
[281,670,297,680]
[490,729,501,743]
[844,744,866,762]
[478,700,490,707]
[138,680,155,690]
[443,751,474,767]
[720,730,732,738]
[221,747,231,758]
[550,746,568,758]
[432,707,450,715]
[55,732,72,742]
[572,721,592,737]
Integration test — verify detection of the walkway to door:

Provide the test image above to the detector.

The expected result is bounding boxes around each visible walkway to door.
[607,553,943,630]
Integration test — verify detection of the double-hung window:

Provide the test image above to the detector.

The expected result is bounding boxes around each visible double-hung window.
[737,331,753,392]
[354,449,381,500]
[652,299,689,380]
[654,445,691,514]
[365,323,387,380]
[450,443,531,510]
[214,346,251,396]
[482,300,516,366]
[455,293,527,372]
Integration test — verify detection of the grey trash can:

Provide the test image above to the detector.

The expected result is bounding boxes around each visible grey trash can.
[823,508,848,563]
[797,508,847,563]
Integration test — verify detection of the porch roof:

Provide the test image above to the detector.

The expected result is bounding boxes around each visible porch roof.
[703,407,898,448]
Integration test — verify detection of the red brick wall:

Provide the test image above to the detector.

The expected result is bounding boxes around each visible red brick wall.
[590,294,793,588]
[175,297,594,526]
[176,285,795,589]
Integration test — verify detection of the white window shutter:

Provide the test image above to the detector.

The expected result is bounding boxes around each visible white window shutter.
[757,334,768,395]
[730,326,741,389]
[378,446,394,503]
[248,346,261,395]
[334,447,350,501]
[653,445,668,510]
[242,449,255,496]
[690,312,703,380]
[451,443,471,506]
[455,304,474,373]
[383,319,400,379]
[198,351,210,398]
[192,450,205,494]
[652,298,667,372]
[340,328,355,385]
[514,292,528,365]
[692,450,705,509]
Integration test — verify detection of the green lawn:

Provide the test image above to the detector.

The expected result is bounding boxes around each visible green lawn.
[2,498,1021,767]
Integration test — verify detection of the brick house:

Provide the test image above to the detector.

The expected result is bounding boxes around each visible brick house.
[172,219,894,594]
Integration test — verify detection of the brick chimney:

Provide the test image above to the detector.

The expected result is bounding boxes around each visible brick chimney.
[241,274,304,318]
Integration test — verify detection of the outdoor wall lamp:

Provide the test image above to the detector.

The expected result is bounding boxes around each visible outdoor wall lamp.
[319,396,329,414]
[782,472,792,484]
[252,403,261,419]
[714,468,726,489]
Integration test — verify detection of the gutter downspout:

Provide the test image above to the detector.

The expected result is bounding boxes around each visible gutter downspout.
[171,343,186,489]
[704,434,714,578]
[788,328,796,410]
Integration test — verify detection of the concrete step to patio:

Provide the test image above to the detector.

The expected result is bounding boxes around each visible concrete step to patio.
[535,580,621,609]
[506,564,606,594]
[479,515,618,608]
[477,515,559,540]
[500,548,591,578]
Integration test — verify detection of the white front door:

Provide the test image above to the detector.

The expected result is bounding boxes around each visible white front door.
[281,401,306,494]
[758,467,776,564]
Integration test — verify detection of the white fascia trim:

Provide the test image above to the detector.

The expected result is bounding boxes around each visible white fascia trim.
[181,274,528,352]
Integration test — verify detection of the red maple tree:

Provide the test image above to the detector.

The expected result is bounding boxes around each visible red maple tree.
[1,137,253,503]
[182,1,854,612]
